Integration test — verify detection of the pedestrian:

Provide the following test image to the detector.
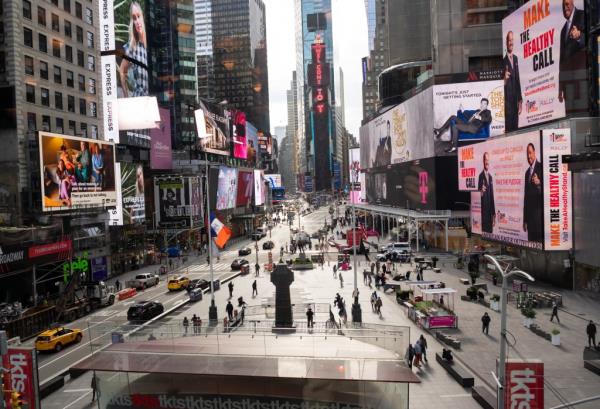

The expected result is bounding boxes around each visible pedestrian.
[587,320,597,348]
[550,301,560,323]
[370,262,375,276]
[333,264,338,278]
[252,280,258,297]
[386,260,392,274]
[376,260,380,274]
[191,314,198,334]
[306,307,314,328]
[376,296,382,317]
[240,305,246,325]
[370,291,377,311]
[115,279,120,291]
[413,341,422,368]
[255,263,260,277]
[406,344,415,369]
[91,373,98,402]
[226,301,234,321]
[363,269,368,285]
[194,317,201,334]
[440,294,444,306]
[382,263,387,275]
[481,312,491,335]
[339,272,344,288]
[183,316,189,335]
[405,270,411,281]
[228,281,234,298]
[352,288,359,304]
[367,273,372,288]
[419,334,428,363]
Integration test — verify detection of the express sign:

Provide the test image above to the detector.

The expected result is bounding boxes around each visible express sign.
[2,347,40,409]
[504,359,544,409]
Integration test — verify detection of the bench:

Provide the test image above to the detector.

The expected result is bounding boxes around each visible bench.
[472,283,489,293]
[459,278,470,285]
[436,352,474,387]
[472,385,497,409]
[584,360,600,376]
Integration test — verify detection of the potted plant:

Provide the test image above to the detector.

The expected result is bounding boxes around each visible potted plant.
[490,294,500,311]
[466,286,478,301]
[551,328,561,346]
[521,307,536,328]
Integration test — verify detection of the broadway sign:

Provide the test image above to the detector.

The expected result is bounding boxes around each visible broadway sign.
[0,239,72,275]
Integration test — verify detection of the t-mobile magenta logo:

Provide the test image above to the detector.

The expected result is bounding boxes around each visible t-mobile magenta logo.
[419,172,428,204]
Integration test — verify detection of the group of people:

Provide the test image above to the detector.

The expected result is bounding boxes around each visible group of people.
[182,314,202,335]
[370,291,383,317]
[406,335,428,369]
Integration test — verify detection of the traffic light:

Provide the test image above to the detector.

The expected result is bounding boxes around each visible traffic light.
[11,390,25,408]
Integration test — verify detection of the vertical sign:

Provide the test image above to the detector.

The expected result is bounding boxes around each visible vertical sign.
[504,359,544,409]
[2,347,40,409]
[542,128,572,250]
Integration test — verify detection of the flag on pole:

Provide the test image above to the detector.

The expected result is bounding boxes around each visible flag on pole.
[210,212,231,249]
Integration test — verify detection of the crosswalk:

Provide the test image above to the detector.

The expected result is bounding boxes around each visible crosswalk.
[182,262,234,274]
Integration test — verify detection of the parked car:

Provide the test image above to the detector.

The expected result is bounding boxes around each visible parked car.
[238,247,252,256]
[262,240,275,250]
[231,258,249,270]
[128,273,159,290]
[189,278,210,291]
[35,327,83,352]
[167,276,190,291]
[127,301,164,321]
[256,228,267,238]
[250,233,262,241]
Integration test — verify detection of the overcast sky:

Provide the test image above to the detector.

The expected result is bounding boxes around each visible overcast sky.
[263,0,368,139]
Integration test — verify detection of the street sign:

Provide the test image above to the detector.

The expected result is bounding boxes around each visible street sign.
[2,346,40,409]
[504,359,544,409]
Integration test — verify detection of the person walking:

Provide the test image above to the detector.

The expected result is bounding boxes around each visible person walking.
[363,269,368,285]
[481,312,491,335]
[228,281,234,298]
[339,272,344,288]
[226,301,234,321]
[255,263,260,277]
[183,316,189,335]
[367,273,373,288]
[382,263,387,275]
[115,279,121,291]
[252,280,258,297]
[306,307,314,328]
[376,260,380,275]
[370,262,375,276]
[413,341,422,368]
[550,301,560,323]
[587,320,597,348]
[191,314,198,334]
[376,296,383,318]
[419,334,428,363]
[406,344,415,369]
[91,373,98,402]
[333,264,338,278]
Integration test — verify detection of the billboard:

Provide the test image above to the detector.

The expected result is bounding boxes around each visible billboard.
[232,111,247,159]
[360,88,434,171]
[265,174,282,189]
[433,81,505,154]
[196,100,231,156]
[236,171,254,207]
[459,130,572,250]
[150,107,173,170]
[504,360,544,409]
[349,147,361,204]
[253,170,265,206]
[216,166,238,210]
[121,163,145,224]
[154,177,201,229]
[246,122,259,166]
[39,132,117,212]
[2,347,40,409]
[502,0,586,132]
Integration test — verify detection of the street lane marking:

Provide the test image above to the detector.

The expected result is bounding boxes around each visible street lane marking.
[63,390,92,409]
[439,394,472,398]
[63,388,92,393]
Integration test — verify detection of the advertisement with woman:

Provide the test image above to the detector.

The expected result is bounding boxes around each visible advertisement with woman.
[39,133,117,212]
[216,166,238,210]
[232,111,247,159]
[121,163,145,224]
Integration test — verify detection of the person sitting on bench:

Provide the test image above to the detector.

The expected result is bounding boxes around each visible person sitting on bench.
[442,348,454,362]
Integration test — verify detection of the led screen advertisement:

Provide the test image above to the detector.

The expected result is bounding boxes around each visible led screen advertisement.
[154,177,201,229]
[120,163,145,224]
[502,0,586,132]
[39,132,117,212]
[236,171,254,207]
[196,100,231,156]
[432,81,505,154]
[349,147,361,204]
[265,174,282,188]
[232,111,247,159]
[254,170,266,206]
[216,167,238,210]
[460,130,572,250]
[246,122,259,166]
[150,107,172,170]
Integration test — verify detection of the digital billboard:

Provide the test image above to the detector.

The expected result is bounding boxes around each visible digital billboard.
[459,130,572,250]
[502,0,586,132]
[265,174,282,189]
[121,163,145,224]
[360,88,434,171]
[154,177,201,229]
[232,111,247,159]
[349,147,361,204]
[236,171,254,207]
[433,80,505,154]
[254,170,266,206]
[246,122,259,166]
[216,166,238,210]
[150,107,173,170]
[196,100,231,156]
[39,132,117,212]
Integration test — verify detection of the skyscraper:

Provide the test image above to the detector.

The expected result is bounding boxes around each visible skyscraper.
[195,0,270,133]
[295,0,336,192]
[282,71,298,193]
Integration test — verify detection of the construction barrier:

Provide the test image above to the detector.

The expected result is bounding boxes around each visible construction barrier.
[118,288,137,301]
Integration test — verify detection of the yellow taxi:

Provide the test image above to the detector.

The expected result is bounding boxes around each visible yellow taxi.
[35,327,83,352]
[167,275,190,291]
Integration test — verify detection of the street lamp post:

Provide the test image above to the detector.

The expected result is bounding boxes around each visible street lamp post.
[485,254,534,409]
[205,159,218,323]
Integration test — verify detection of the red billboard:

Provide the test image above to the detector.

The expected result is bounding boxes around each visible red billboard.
[504,359,544,409]
[236,171,254,207]
[2,347,40,409]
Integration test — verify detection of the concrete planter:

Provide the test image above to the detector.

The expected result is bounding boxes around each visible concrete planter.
[523,317,533,328]
[490,300,500,312]
[552,334,561,346]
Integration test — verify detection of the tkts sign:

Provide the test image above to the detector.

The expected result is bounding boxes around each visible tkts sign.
[2,347,40,409]
[504,359,544,409]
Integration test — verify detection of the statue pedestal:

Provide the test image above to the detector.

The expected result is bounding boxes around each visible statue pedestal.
[352,302,362,323]
[270,263,296,333]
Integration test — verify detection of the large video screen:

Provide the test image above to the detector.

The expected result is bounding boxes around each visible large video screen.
[232,111,247,159]
[349,147,361,204]
[236,171,254,207]
[502,0,586,131]
[246,122,259,166]
[39,132,117,212]
[459,130,572,250]
[197,101,231,156]
[121,163,145,224]
[154,177,201,229]
[216,166,238,210]
[254,169,266,205]
[265,174,282,189]
[433,80,505,154]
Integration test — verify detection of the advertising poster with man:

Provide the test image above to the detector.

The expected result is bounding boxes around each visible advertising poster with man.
[433,81,505,154]
[153,177,195,229]
[502,0,586,131]
[457,132,544,249]
[120,163,145,224]
[39,133,117,212]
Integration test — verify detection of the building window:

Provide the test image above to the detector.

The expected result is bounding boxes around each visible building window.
[67,70,74,87]
[67,95,75,112]
[37,6,46,26]
[78,74,85,91]
[51,0,58,6]
[23,0,32,19]
[64,0,71,13]
[68,120,76,135]
[90,124,98,138]
[38,33,47,53]
[26,84,35,103]
[56,117,64,133]
[79,98,86,115]
[52,39,61,58]
[0,52,4,74]
[66,45,73,62]
[27,112,37,131]
[80,122,87,137]
[468,55,503,72]
[41,88,49,106]
[42,115,51,132]
[89,101,96,117]
[53,65,62,83]
[55,92,63,110]
[76,26,83,43]
[24,28,33,47]
[51,13,59,31]
[77,49,84,67]
[24,56,34,75]
[87,54,95,71]
[75,2,82,19]
[64,20,71,37]
[85,7,92,24]
[86,31,93,48]
[88,78,96,94]
[40,61,48,79]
